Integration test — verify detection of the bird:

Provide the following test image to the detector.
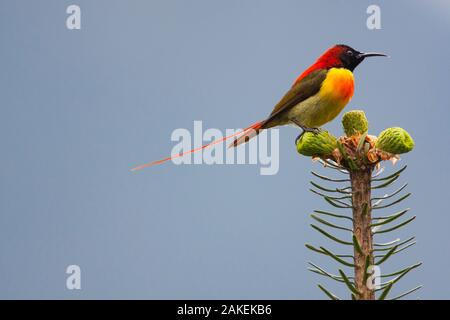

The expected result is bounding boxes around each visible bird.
[230,44,387,147]
[131,44,387,171]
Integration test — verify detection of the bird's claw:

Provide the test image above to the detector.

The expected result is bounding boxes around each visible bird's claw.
[305,127,321,134]
[295,133,303,145]
[295,127,321,145]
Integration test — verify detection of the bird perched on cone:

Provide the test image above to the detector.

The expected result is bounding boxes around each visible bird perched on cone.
[231,44,387,147]
[132,44,387,171]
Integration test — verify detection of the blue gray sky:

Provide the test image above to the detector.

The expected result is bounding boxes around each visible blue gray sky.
[0,0,449,299]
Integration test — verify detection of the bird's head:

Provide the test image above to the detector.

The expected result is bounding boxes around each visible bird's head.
[317,44,387,71]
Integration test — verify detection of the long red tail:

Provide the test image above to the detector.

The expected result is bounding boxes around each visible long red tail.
[228,121,264,148]
[130,121,264,171]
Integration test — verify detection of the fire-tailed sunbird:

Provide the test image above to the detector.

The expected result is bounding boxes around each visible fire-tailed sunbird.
[131,44,387,171]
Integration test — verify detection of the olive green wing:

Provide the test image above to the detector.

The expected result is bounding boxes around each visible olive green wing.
[262,68,328,127]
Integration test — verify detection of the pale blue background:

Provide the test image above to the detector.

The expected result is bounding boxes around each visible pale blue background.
[0,0,449,299]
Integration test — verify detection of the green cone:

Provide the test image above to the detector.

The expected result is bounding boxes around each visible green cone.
[376,127,415,154]
[296,131,337,157]
[342,110,369,136]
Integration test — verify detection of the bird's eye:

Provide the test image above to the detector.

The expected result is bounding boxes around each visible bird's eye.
[346,50,354,56]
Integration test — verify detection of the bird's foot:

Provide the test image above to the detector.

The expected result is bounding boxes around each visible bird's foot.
[295,127,321,145]
[295,132,304,145]
[304,127,321,134]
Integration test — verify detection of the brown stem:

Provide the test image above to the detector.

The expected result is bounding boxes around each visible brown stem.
[350,167,375,300]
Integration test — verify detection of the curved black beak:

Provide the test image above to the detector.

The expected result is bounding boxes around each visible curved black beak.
[357,52,389,59]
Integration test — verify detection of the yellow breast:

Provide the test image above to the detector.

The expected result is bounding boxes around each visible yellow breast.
[319,68,354,104]
[286,68,355,128]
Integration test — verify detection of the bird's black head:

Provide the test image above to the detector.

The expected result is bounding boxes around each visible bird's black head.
[335,44,388,71]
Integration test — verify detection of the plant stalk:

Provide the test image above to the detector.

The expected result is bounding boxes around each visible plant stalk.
[350,167,375,300]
